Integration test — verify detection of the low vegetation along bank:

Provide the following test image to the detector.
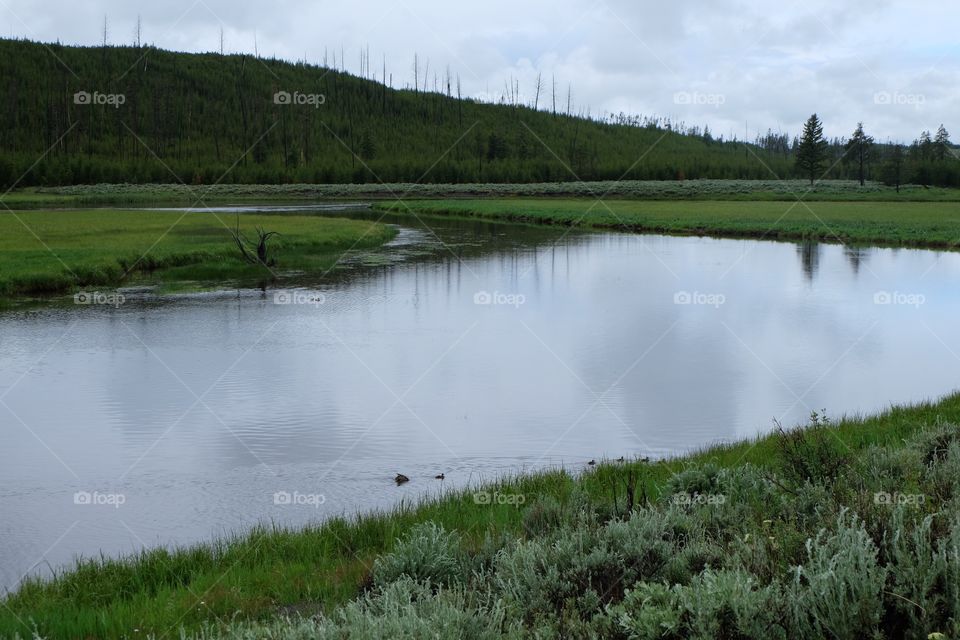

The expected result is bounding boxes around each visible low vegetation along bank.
[379,198,960,250]
[4,395,960,638]
[7,179,960,208]
[0,210,396,300]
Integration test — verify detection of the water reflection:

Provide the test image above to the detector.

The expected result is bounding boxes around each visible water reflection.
[1,209,959,590]
[844,246,869,276]
[797,241,822,281]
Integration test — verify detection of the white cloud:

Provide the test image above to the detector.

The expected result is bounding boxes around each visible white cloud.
[2,0,956,141]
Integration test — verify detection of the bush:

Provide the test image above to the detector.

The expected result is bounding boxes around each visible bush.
[372,522,466,589]
[774,413,849,486]
[789,512,887,638]
[613,582,683,639]
[678,569,787,639]
[194,578,521,640]
[920,439,960,508]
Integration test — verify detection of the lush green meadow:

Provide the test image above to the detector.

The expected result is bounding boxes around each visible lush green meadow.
[378,198,960,249]
[7,179,960,209]
[3,395,960,638]
[0,209,396,300]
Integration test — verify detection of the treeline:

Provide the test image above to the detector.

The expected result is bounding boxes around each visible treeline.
[0,38,958,188]
[763,116,958,189]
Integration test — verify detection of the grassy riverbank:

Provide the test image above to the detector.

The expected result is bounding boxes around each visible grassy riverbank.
[0,210,396,300]
[3,394,960,638]
[376,198,960,250]
[4,180,960,209]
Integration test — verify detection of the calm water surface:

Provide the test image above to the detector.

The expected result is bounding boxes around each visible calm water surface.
[1,205,958,590]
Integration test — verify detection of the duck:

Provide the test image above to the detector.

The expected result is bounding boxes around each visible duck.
[616,456,625,463]
[587,459,596,466]
[434,473,445,480]
[641,457,651,464]
[394,473,410,485]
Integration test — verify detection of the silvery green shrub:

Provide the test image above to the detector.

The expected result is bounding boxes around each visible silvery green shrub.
[492,524,610,622]
[664,463,723,497]
[885,510,944,639]
[854,445,915,494]
[677,569,787,639]
[612,582,683,640]
[187,578,521,640]
[372,522,465,589]
[920,440,960,507]
[788,512,887,638]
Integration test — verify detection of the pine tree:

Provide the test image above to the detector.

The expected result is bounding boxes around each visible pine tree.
[934,124,951,161]
[796,114,829,186]
[843,122,874,186]
[880,144,904,193]
[918,130,933,160]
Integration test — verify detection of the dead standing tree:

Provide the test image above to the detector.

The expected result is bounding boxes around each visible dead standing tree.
[230,215,280,267]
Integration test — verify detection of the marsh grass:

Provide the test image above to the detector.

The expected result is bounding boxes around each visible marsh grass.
[3,394,960,638]
[0,210,396,300]
[6,180,960,209]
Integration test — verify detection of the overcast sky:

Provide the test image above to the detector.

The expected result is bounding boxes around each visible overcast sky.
[2,0,956,142]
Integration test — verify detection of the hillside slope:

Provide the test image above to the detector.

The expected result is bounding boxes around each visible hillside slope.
[0,39,795,187]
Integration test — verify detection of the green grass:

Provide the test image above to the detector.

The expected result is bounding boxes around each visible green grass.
[0,209,397,300]
[3,394,960,639]
[377,198,960,249]
[5,180,960,209]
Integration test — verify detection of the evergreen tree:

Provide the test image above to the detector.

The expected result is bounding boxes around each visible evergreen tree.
[935,124,951,161]
[796,113,829,185]
[880,144,904,193]
[918,131,934,160]
[843,122,874,186]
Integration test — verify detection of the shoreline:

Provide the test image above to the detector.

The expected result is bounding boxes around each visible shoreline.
[376,197,960,252]
[0,209,397,303]
[3,392,960,638]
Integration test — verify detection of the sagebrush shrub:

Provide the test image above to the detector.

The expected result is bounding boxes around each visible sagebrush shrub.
[885,511,944,639]
[372,522,466,589]
[677,569,787,640]
[912,424,960,466]
[192,578,521,640]
[613,582,683,640]
[789,512,887,638]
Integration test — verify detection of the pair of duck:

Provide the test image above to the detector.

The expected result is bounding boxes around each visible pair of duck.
[588,456,651,466]
[394,473,444,485]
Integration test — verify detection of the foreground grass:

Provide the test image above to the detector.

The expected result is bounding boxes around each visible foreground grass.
[6,180,960,208]
[0,210,396,299]
[3,394,960,638]
[378,198,960,250]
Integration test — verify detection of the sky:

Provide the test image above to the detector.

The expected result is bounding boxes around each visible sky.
[2,0,956,143]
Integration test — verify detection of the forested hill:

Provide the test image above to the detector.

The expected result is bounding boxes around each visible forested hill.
[0,39,838,187]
